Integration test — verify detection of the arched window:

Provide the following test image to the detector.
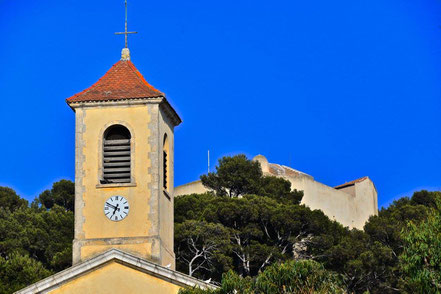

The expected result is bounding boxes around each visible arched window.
[101,125,131,184]
[163,134,169,191]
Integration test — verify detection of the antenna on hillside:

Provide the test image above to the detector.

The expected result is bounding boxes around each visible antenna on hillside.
[208,150,210,174]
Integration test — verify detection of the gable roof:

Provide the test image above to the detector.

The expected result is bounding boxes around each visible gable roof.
[14,249,216,294]
[334,176,369,189]
[66,60,164,103]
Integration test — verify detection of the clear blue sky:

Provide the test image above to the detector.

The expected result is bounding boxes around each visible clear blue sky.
[0,0,440,208]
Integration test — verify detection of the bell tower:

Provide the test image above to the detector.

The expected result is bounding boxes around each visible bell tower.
[67,48,181,268]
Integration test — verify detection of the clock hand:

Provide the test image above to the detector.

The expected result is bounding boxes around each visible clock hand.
[106,202,117,209]
[111,204,119,216]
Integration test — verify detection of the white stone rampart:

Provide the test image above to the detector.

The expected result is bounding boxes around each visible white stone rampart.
[174,155,378,229]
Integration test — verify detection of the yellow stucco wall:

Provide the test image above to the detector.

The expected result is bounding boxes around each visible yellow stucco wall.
[73,103,176,267]
[158,110,175,267]
[73,104,159,265]
[80,106,151,239]
[49,261,182,294]
[81,243,153,263]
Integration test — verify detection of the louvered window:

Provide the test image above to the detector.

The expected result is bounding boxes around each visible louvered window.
[163,151,167,189]
[163,134,169,192]
[101,125,131,184]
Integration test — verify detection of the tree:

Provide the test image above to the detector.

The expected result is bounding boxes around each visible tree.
[0,204,73,271]
[322,229,396,293]
[410,190,440,209]
[253,260,345,294]
[320,190,439,293]
[0,184,74,293]
[0,187,28,212]
[174,193,215,223]
[179,260,345,294]
[175,220,232,280]
[36,180,75,211]
[200,154,303,204]
[258,176,303,205]
[175,193,346,280]
[399,201,441,293]
[0,253,51,294]
[201,155,262,197]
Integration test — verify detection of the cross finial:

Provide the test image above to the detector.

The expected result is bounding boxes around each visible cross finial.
[115,0,137,60]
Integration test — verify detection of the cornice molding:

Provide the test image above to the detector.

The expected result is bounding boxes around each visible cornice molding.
[15,249,215,294]
[68,97,182,126]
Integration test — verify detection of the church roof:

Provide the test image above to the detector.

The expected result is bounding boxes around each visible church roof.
[14,249,216,294]
[66,60,164,103]
[66,58,182,126]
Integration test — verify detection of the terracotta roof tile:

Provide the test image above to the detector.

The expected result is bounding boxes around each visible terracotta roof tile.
[66,60,164,103]
[334,176,368,189]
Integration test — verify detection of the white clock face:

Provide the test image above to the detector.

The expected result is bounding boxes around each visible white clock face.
[104,196,129,221]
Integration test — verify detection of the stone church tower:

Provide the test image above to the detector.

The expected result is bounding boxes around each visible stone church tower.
[15,49,213,293]
[15,3,214,292]
[66,48,181,269]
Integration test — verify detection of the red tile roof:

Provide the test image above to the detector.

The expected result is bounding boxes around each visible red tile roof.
[334,176,368,189]
[66,60,164,103]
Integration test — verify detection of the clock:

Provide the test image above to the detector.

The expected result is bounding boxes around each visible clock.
[104,196,129,221]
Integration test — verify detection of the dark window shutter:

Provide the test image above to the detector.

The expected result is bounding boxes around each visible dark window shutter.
[163,151,167,189]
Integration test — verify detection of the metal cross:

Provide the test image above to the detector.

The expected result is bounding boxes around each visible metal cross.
[115,0,137,48]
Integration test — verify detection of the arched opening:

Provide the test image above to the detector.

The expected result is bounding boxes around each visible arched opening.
[163,134,169,191]
[101,124,131,184]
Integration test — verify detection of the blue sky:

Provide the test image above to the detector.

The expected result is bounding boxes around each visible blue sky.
[0,0,440,207]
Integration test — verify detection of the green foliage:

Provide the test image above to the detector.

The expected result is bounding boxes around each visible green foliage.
[174,193,215,223]
[193,157,441,293]
[399,201,441,293]
[179,260,345,294]
[0,182,74,293]
[0,253,52,294]
[0,187,28,212]
[323,229,396,293]
[254,260,344,294]
[201,154,262,197]
[35,179,75,211]
[258,176,303,205]
[200,155,303,205]
[320,190,440,293]
[176,188,440,293]
[0,161,439,294]
[0,204,74,272]
[175,220,232,280]
[175,193,345,279]
[410,190,441,208]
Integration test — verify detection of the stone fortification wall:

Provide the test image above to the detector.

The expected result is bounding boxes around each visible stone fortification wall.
[174,155,378,229]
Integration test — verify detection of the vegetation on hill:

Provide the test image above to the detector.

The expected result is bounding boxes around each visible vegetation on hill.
[179,260,346,294]
[177,155,441,293]
[0,155,439,293]
[399,199,441,292]
[0,181,74,294]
